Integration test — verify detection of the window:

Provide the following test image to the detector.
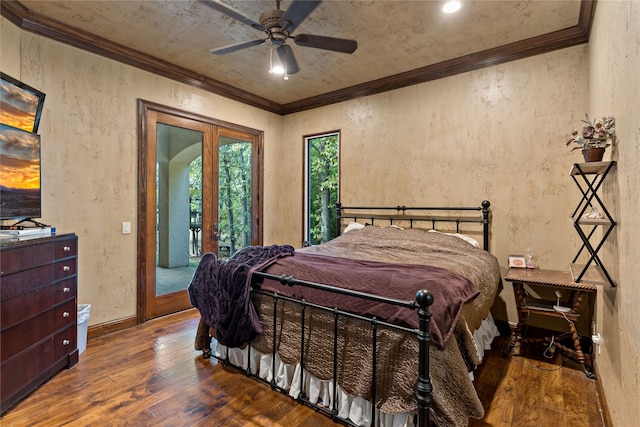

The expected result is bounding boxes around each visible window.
[304,131,340,245]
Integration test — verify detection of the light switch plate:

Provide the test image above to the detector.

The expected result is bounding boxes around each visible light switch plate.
[122,222,131,235]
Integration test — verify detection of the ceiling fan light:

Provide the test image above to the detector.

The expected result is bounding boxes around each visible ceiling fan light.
[271,65,285,75]
[269,48,286,75]
[443,1,462,14]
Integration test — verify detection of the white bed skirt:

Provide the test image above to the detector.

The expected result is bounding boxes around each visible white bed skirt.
[214,313,499,427]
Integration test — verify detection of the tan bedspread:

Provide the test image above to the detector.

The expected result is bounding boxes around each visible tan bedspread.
[251,226,502,427]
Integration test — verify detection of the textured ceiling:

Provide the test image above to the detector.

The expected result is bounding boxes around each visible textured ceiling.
[12,0,584,110]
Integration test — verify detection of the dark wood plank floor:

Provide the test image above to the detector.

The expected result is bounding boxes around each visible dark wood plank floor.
[469,335,605,427]
[1,309,605,426]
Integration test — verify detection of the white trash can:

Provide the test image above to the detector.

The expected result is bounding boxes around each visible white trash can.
[77,304,91,355]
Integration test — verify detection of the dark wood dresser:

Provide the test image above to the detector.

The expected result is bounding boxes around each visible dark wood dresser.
[0,233,79,413]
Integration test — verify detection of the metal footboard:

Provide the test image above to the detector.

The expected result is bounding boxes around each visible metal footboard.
[209,271,434,427]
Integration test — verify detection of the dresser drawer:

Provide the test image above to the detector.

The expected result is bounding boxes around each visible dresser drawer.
[0,264,54,301]
[0,327,75,413]
[53,258,77,281]
[0,336,54,407]
[53,299,77,331]
[0,242,53,276]
[1,281,76,331]
[54,238,77,259]
[1,309,53,361]
[52,278,77,305]
[53,325,77,362]
[0,298,75,361]
[1,286,53,331]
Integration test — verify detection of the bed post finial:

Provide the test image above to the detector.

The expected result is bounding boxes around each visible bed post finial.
[481,200,490,252]
[415,289,434,308]
[335,201,343,236]
[415,290,434,427]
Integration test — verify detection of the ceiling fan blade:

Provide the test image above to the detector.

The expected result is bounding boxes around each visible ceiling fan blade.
[277,44,300,75]
[279,0,322,33]
[198,0,266,32]
[294,34,358,54]
[210,39,266,55]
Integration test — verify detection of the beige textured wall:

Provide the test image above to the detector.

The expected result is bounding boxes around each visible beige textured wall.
[1,19,21,74]
[1,18,282,326]
[280,46,590,323]
[588,1,640,425]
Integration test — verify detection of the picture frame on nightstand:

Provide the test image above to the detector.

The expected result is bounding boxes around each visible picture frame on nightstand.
[508,255,527,268]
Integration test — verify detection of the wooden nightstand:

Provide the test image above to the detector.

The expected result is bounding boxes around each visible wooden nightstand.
[503,267,597,378]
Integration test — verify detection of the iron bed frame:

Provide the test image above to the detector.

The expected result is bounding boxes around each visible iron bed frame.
[203,200,492,427]
[335,200,491,251]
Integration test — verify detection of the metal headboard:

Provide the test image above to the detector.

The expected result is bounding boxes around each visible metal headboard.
[335,200,491,251]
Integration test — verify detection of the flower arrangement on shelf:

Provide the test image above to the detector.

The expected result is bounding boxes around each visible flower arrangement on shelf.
[565,114,616,150]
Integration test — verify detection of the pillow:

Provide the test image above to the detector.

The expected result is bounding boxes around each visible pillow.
[343,221,365,233]
[343,222,404,233]
[428,229,480,248]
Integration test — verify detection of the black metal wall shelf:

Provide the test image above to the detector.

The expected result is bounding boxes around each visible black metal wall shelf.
[569,161,616,286]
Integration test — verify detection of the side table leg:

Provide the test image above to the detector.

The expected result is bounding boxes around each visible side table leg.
[583,362,596,379]
[504,283,527,357]
[570,291,596,378]
[503,336,517,357]
[558,307,597,379]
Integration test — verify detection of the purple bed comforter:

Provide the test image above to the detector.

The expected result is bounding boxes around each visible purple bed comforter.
[253,252,479,349]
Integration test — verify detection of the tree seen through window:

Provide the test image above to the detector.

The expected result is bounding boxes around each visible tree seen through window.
[306,133,339,245]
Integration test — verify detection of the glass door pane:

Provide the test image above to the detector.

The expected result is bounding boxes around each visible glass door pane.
[156,123,203,296]
[217,138,252,260]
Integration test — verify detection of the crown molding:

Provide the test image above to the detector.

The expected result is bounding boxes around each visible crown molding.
[1,0,595,116]
[1,1,282,114]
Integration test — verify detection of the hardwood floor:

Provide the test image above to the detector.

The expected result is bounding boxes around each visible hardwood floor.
[1,309,605,427]
[469,336,605,427]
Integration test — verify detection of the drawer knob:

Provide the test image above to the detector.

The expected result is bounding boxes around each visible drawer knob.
[63,311,70,317]
[63,287,71,293]
[63,339,70,345]
[63,246,71,252]
[63,265,71,272]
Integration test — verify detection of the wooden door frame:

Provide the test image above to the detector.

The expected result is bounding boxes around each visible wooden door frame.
[137,99,264,323]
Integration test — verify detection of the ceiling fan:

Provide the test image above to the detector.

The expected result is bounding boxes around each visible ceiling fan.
[199,0,358,75]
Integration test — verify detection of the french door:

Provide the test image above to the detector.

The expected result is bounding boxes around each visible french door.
[138,101,262,321]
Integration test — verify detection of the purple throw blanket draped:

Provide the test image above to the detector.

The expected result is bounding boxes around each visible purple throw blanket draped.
[253,252,480,349]
[188,244,295,348]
